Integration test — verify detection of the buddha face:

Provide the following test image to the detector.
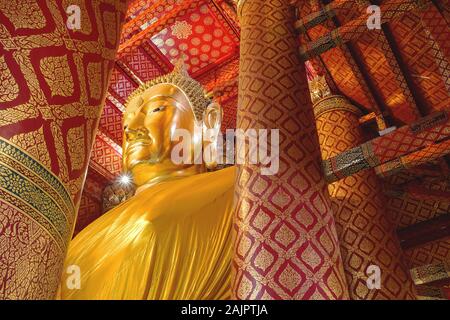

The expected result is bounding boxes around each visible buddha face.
[122,84,197,174]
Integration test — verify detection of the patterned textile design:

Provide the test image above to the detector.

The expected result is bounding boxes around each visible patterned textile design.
[232,0,348,300]
[324,111,450,182]
[0,0,127,299]
[315,98,416,299]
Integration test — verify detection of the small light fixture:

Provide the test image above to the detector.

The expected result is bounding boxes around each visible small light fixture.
[118,173,133,186]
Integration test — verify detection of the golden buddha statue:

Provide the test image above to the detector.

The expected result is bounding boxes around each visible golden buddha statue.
[59,65,236,300]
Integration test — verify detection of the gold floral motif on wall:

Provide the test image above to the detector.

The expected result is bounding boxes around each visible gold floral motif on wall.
[67,126,85,172]
[0,56,19,103]
[40,55,74,98]
[10,127,51,169]
[87,62,103,100]
[0,0,46,30]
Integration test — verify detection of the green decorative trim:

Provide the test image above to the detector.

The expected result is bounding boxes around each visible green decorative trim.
[313,95,362,119]
[0,138,74,248]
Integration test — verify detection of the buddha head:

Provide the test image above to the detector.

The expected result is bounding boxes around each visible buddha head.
[122,64,222,187]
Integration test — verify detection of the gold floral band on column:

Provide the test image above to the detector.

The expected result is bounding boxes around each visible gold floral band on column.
[0,0,127,299]
[233,0,349,300]
[312,95,362,119]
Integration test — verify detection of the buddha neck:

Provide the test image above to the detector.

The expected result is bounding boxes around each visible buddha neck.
[131,163,206,194]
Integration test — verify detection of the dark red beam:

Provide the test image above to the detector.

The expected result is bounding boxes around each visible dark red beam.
[398,214,450,249]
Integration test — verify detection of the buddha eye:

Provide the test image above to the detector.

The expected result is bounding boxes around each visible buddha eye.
[152,106,166,113]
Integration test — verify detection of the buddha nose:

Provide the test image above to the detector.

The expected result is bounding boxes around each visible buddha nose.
[124,126,150,141]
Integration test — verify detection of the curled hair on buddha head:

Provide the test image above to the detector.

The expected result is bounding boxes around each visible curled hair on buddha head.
[125,61,211,122]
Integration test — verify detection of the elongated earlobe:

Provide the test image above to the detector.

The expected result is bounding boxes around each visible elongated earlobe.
[203,102,223,170]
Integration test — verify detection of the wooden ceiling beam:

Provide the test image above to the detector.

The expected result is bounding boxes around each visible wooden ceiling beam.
[375,138,450,179]
[323,111,450,182]
[298,1,384,114]
[295,0,365,33]
[398,213,450,249]
[121,0,171,42]
[384,181,450,202]
[298,0,429,61]
[377,23,425,118]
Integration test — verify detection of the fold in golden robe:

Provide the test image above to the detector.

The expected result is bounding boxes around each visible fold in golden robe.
[60,167,235,300]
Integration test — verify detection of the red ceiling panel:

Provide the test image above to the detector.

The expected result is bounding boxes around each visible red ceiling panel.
[108,64,139,102]
[121,46,166,81]
[150,3,238,74]
[98,99,124,146]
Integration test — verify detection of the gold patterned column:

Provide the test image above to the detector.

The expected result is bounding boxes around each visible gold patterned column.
[232,0,348,299]
[314,94,416,299]
[0,0,127,299]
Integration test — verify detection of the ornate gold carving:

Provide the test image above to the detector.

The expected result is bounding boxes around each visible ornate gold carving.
[309,75,332,104]
[102,11,118,46]
[39,55,74,97]
[87,62,102,100]
[10,127,51,168]
[0,56,19,103]
[410,261,450,285]
[67,126,85,172]
[313,95,362,119]
[0,1,46,30]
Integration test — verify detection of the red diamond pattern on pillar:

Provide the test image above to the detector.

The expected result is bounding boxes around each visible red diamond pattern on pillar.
[315,101,416,299]
[232,0,348,300]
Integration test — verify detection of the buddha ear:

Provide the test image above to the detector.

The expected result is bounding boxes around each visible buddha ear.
[202,102,222,170]
[203,102,222,131]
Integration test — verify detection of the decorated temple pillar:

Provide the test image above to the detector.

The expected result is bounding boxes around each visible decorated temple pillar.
[313,93,416,299]
[232,0,349,299]
[0,1,127,299]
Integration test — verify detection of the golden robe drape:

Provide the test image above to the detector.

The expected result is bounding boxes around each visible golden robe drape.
[60,166,235,300]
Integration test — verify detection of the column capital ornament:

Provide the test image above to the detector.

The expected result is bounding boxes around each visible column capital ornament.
[313,95,362,119]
